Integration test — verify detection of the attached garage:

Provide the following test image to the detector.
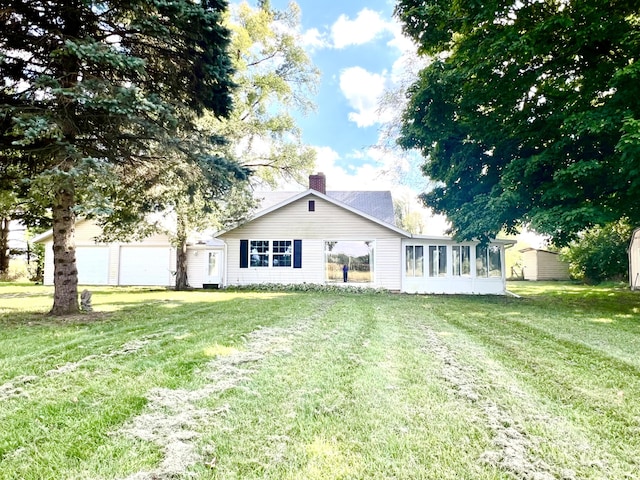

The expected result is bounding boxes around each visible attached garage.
[119,246,174,286]
[76,247,109,285]
[34,219,177,287]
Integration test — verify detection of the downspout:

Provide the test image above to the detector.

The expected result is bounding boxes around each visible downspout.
[223,241,228,288]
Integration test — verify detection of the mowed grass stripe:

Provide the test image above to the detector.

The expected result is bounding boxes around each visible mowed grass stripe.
[197,295,509,479]
[1,283,639,479]
[419,293,640,478]
[0,288,326,479]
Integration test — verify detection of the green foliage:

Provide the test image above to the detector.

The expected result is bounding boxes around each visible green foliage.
[395,0,640,245]
[1,0,238,311]
[225,282,388,294]
[207,0,320,187]
[561,220,632,283]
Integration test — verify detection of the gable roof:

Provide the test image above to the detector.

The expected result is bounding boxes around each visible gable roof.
[254,190,396,225]
[218,189,410,237]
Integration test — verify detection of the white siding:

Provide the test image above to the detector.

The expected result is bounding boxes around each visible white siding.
[186,248,207,289]
[219,196,406,290]
[536,251,569,280]
[42,239,54,285]
[40,219,176,286]
[185,247,225,288]
[522,249,569,281]
[522,250,538,281]
[402,239,508,294]
[630,229,640,290]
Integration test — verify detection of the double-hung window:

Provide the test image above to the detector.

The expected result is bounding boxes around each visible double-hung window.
[250,240,292,267]
[250,240,269,267]
[272,240,292,267]
[241,239,301,269]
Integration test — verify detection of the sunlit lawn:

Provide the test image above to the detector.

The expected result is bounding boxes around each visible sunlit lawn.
[1,281,639,479]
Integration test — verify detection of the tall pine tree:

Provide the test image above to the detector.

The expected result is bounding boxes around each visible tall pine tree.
[1,0,236,314]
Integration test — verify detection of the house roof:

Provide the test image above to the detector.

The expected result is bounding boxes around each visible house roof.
[218,189,410,237]
[254,190,396,225]
[412,234,516,245]
[519,247,558,254]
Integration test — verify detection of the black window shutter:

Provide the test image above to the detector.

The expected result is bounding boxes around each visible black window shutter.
[293,240,302,268]
[240,240,249,268]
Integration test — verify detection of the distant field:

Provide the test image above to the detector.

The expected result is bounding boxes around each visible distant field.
[1,282,639,479]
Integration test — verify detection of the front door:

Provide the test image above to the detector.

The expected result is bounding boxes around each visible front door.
[203,250,223,286]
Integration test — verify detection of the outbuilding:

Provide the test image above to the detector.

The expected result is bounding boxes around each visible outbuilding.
[520,248,570,281]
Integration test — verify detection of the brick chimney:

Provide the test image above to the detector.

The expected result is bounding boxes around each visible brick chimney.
[309,172,326,194]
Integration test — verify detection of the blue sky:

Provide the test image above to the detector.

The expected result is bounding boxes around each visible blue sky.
[231,0,449,233]
[258,1,423,186]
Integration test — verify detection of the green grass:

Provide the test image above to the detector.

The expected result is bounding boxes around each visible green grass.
[1,281,639,479]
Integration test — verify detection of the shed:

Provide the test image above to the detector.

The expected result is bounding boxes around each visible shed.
[629,228,640,290]
[520,248,570,281]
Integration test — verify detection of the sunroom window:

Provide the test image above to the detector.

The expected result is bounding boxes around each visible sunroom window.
[428,245,447,277]
[405,245,424,277]
[452,245,471,276]
[476,244,502,278]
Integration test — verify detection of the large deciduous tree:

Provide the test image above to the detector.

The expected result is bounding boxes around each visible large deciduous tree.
[216,0,319,186]
[395,0,640,245]
[1,0,235,314]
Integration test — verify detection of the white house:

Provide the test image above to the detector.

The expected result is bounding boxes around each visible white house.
[35,173,515,294]
[629,228,640,290]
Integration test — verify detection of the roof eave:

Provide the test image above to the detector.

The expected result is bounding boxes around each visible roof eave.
[215,189,412,238]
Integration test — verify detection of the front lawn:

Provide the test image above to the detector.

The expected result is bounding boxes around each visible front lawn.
[1,282,639,479]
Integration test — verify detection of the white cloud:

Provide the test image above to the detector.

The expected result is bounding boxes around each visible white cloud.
[339,66,388,127]
[331,8,390,49]
[386,21,416,55]
[300,27,330,50]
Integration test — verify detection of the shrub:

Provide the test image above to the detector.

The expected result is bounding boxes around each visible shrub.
[561,220,632,284]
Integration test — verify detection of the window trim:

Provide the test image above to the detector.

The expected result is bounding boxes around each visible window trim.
[405,245,424,277]
[241,239,301,269]
[428,245,448,277]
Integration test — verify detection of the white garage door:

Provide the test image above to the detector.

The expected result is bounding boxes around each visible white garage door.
[76,247,109,285]
[119,247,173,286]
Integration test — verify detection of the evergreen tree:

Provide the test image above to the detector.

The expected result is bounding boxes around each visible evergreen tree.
[1,0,236,314]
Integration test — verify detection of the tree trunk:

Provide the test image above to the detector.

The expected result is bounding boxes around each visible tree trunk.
[175,236,189,290]
[0,217,9,275]
[50,186,79,315]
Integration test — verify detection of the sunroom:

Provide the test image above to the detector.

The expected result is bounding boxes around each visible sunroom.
[401,237,513,294]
